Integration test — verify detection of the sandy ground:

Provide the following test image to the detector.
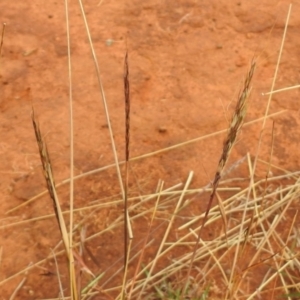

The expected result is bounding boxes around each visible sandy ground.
[1,0,300,298]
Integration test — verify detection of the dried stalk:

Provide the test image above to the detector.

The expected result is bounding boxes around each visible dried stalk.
[31,108,78,300]
[183,60,256,296]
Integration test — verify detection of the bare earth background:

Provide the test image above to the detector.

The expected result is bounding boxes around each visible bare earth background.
[1,0,300,299]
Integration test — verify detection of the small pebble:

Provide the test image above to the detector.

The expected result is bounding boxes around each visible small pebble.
[158,126,167,133]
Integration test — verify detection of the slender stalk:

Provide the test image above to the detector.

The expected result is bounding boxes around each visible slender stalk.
[31,109,78,300]
[124,50,131,264]
[121,51,132,299]
[184,61,255,297]
[76,0,125,203]
[64,0,76,298]
[9,277,26,300]
[227,5,292,299]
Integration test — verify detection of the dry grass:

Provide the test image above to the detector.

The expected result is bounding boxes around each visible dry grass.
[31,109,78,299]
[1,163,300,299]
[1,2,300,300]
[184,59,256,297]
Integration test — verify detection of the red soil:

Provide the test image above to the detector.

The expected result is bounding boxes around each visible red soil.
[0,0,300,299]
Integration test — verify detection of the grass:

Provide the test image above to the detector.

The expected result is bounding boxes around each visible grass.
[1,2,300,300]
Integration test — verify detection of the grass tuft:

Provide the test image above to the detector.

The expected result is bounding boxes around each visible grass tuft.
[2,3,300,300]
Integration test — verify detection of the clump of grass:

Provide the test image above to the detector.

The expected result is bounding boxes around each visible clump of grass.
[2,3,300,300]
